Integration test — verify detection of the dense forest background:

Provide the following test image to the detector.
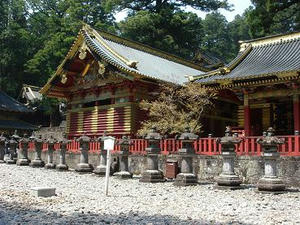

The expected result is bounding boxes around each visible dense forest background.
[0,0,299,98]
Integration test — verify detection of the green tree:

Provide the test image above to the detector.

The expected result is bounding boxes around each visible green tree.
[228,14,251,57]
[0,0,32,97]
[104,0,230,13]
[199,12,232,62]
[25,0,116,87]
[105,0,230,59]
[120,9,203,58]
[246,0,300,38]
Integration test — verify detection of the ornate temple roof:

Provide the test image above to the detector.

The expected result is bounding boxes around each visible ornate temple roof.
[41,25,207,95]
[0,90,32,113]
[192,32,300,87]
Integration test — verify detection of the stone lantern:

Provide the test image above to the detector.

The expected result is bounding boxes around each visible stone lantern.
[75,132,93,172]
[114,136,133,179]
[174,127,198,186]
[56,133,70,171]
[29,133,45,167]
[94,132,108,176]
[216,126,242,188]
[6,131,20,164]
[140,127,165,183]
[45,135,56,169]
[0,132,7,163]
[17,133,30,166]
[256,127,285,192]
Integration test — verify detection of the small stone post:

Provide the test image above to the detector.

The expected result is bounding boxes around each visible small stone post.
[56,133,70,171]
[114,136,133,179]
[17,133,30,166]
[30,133,45,167]
[94,133,108,176]
[140,127,165,183]
[45,135,56,169]
[174,127,198,186]
[6,131,20,164]
[0,132,7,163]
[12,130,20,162]
[256,127,285,192]
[216,126,242,188]
[75,132,93,172]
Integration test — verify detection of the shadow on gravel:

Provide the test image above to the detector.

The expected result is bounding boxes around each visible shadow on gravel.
[0,199,251,225]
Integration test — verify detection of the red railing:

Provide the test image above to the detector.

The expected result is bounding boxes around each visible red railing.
[25,135,300,156]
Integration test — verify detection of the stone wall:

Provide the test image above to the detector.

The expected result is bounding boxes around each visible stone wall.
[28,152,300,187]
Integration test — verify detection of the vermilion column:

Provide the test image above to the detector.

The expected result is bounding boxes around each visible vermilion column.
[244,93,251,136]
[293,94,300,132]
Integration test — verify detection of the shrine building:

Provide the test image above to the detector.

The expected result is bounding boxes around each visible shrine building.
[0,90,36,134]
[192,32,300,136]
[40,25,216,138]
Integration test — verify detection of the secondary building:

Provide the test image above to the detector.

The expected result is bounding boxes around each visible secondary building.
[0,90,36,134]
[192,32,300,136]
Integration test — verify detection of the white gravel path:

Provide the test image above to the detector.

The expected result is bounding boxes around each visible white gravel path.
[0,164,299,225]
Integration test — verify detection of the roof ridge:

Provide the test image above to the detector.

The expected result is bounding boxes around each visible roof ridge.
[240,32,300,49]
[240,31,300,43]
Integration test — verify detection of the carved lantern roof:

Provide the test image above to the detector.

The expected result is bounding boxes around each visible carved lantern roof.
[218,126,242,146]
[257,127,284,147]
[145,127,162,140]
[178,127,198,140]
[77,132,91,143]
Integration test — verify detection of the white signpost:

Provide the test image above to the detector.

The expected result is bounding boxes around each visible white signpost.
[103,136,116,196]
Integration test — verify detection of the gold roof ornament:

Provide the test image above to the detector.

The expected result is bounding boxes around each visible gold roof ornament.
[61,74,68,84]
[126,60,138,68]
[79,42,87,60]
[98,62,106,75]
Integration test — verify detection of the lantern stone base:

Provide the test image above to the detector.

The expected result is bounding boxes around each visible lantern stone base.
[174,173,197,186]
[257,177,285,192]
[45,163,56,169]
[93,166,107,176]
[216,174,242,187]
[114,171,133,179]
[140,170,165,183]
[56,164,68,171]
[17,158,30,166]
[6,159,16,164]
[30,160,44,168]
[75,163,93,173]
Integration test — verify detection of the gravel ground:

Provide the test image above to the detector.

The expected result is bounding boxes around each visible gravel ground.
[0,164,299,225]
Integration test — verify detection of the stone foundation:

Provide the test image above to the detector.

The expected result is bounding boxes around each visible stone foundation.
[27,152,300,187]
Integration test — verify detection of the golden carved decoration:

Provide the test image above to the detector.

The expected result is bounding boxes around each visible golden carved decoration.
[98,62,106,75]
[79,42,87,60]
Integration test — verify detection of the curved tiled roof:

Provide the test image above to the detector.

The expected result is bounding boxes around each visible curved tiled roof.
[82,29,204,85]
[0,90,32,113]
[194,34,300,84]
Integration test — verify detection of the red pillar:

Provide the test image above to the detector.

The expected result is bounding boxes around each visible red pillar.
[244,93,251,136]
[293,94,300,133]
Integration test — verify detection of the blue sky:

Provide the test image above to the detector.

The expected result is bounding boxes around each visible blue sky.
[115,0,252,22]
